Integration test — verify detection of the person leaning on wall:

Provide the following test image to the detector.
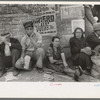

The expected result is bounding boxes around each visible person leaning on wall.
[84,5,97,37]
[92,5,100,22]
[15,21,45,74]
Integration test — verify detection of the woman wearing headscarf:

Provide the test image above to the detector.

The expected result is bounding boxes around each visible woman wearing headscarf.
[70,27,92,81]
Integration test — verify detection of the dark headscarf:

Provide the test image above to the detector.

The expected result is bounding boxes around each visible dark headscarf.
[73,27,84,39]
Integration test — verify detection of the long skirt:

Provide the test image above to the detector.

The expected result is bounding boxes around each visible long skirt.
[72,52,92,70]
[48,63,65,73]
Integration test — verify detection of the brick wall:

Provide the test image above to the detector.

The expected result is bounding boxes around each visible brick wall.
[0,14,37,40]
[0,4,84,58]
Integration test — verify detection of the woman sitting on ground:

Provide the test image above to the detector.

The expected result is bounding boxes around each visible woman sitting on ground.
[47,36,74,76]
[70,27,92,81]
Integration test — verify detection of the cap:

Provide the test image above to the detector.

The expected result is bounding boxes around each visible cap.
[23,21,33,29]
[1,32,11,37]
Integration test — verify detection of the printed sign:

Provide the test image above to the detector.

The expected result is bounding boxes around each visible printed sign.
[71,19,85,32]
[33,11,57,36]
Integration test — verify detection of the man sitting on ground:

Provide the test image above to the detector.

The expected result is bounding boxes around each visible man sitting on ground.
[0,32,22,77]
[15,21,45,73]
[87,23,100,53]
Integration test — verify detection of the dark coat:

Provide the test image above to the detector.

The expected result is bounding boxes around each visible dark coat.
[86,32,100,50]
[0,38,22,55]
[70,37,92,70]
[70,37,87,56]
[93,5,100,22]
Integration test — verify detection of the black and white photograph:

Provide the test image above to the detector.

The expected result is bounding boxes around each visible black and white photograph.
[0,1,100,98]
[0,3,99,83]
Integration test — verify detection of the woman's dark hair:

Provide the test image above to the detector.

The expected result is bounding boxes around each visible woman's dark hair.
[52,36,60,42]
[73,27,84,38]
[50,36,60,48]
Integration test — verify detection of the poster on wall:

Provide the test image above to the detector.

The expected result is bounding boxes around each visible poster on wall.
[60,5,84,20]
[33,10,57,36]
[71,19,85,33]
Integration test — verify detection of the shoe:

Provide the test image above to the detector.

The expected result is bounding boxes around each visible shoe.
[74,66,83,81]
[83,70,90,75]
[37,67,44,73]
[13,69,20,76]
[0,69,6,78]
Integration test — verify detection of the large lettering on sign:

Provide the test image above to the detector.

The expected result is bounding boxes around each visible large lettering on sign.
[33,11,57,35]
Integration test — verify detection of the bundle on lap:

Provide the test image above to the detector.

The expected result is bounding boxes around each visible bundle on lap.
[15,21,45,73]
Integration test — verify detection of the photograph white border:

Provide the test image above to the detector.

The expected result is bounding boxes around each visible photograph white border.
[0,1,100,98]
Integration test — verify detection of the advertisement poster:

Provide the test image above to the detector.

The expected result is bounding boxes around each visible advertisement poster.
[33,10,57,36]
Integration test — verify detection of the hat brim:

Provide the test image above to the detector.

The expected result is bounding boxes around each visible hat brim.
[1,33,11,38]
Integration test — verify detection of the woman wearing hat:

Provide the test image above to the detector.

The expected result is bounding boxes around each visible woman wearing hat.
[0,32,22,77]
[70,27,92,81]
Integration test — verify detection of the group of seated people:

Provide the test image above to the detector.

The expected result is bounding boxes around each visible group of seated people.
[0,20,100,81]
[70,23,100,81]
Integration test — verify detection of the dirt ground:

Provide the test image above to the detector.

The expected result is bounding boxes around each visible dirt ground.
[0,67,99,82]
[0,58,99,82]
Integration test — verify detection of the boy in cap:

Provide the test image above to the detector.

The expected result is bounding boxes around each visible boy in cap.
[0,32,22,77]
[87,23,100,51]
[15,21,45,73]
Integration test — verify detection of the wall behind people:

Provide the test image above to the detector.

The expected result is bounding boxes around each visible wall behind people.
[0,4,84,58]
[56,5,84,58]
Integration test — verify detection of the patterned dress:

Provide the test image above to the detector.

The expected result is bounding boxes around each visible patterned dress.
[47,44,65,73]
